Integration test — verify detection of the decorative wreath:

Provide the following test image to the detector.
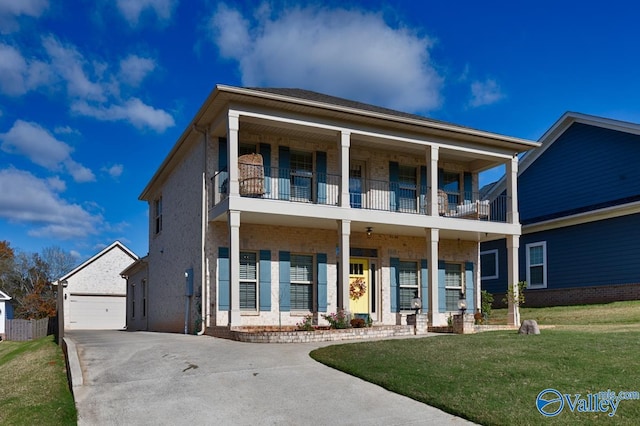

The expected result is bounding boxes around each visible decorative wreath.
[349,278,367,300]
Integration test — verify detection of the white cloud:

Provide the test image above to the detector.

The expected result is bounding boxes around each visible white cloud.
[42,35,106,102]
[116,0,176,26]
[469,79,505,107]
[119,54,156,86]
[71,98,175,132]
[46,176,66,191]
[0,168,102,240]
[208,4,443,112]
[103,163,124,178]
[0,42,52,96]
[54,125,80,135]
[0,119,96,182]
[0,0,49,34]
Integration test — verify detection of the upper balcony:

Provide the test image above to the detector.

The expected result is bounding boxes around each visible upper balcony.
[211,163,509,223]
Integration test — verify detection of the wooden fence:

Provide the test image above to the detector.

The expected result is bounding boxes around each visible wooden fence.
[4,318,53,341]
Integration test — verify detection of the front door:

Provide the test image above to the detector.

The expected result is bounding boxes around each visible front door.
[349,258,369,315]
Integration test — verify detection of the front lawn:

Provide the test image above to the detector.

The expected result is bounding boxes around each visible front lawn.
[0,335,77,425]
[311,302,640,425]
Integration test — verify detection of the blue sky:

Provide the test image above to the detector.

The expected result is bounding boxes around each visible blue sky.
[1,0,639,261]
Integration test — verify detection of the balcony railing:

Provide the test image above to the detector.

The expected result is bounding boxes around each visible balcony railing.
[211,165,509,222]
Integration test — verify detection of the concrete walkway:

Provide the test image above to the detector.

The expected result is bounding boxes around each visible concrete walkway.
[66,330,475,425]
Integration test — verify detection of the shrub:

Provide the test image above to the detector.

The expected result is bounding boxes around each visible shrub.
[296,314,314,331]
[481,290,493,319]
[322,309,350,329]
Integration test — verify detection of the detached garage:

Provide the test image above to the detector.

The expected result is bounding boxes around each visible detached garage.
[56,241,138,330]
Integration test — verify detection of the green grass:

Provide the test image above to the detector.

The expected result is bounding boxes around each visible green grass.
[0,335,77,426]
[311,301,640,425]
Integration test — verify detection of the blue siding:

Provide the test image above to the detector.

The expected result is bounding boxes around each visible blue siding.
[522,213,640,290]
[480,239,508,294]
[520,123,640,223]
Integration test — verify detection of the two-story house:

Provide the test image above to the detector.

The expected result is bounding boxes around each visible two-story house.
[130,85,538,334]
[482,112,640,307]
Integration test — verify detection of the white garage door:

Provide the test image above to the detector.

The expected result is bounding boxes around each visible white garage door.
[68,295,126,330]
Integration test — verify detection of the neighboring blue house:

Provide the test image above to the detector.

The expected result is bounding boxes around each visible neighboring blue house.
[481,112,640,307]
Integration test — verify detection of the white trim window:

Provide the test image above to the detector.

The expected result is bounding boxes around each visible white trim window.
[154,196,163,234]
[480,249,499,280]
[445,263,463,311]
[526,242,547,289]
[240,252,258,310]
[398,261,419,311]
[290,254,314,311]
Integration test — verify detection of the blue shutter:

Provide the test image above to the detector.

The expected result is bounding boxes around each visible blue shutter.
[279,251,290,311]
[389,162,399,211]
[260,143,271,196]
[259,250,271,311]
[278,146,291,200]
[464,172,473,202]
[420,166,427,214]
[438,168,444,190]
[438,260,446,312]
[218,247,229,311]
[218,138,227,170]
[316,151,327,204]
[421,259,428,311]
[317,253,327,312]
[390,257,400,312]
[465,262,475,312]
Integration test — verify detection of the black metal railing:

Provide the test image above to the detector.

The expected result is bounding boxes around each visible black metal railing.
[211,165,509,222]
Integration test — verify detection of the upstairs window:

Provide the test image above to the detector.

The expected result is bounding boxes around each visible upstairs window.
[154,197,163,234]
[290,151,313,201]
[398,166,417,212]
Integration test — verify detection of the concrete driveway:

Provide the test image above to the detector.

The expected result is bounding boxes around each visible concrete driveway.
[67,330,474,425]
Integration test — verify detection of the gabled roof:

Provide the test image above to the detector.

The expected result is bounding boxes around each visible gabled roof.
[0,290,11,301]
[120,255,148,277]
[55,241,138,283]
[484,112,640,199]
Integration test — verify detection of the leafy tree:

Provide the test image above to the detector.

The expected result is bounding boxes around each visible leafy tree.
[1,243,77,319]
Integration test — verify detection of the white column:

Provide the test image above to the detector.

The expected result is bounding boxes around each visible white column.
[506,156,519,224]
[338,220,351,312]
[427,146,439,216]
[228,210,241,327]
[228,111,240,197]
[339,131,351,207]
[507,234,521,326]
[426,228,441,325]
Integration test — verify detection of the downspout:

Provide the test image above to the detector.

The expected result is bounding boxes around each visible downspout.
[193,124,208,335]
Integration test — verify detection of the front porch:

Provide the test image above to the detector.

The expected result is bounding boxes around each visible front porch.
[212,165,511,223]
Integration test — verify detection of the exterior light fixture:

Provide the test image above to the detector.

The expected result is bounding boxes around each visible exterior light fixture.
[457,295,467,316]
[411,297,421,315]
[366,227,373,237]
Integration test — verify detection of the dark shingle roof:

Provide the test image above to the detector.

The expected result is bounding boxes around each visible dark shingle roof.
[246,87,451,126]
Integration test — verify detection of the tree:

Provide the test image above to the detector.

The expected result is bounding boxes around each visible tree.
[1,244,77,320]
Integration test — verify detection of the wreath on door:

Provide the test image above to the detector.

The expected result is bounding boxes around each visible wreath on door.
[349,277,367,300]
